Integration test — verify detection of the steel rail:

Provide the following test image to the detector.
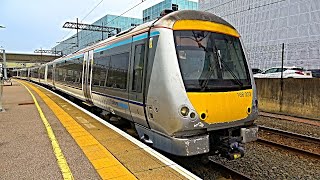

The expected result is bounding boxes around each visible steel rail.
[257,125,320,159]
[209,158,253,180]
[259,112,320,126]
[258,125,320,143]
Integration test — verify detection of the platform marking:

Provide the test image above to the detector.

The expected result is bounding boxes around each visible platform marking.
[30,82,202,179]
[23,81,137,180]
[17,80,74,180]
[83,123,96,129]
[76,117,96,129]
[76,117,89,124]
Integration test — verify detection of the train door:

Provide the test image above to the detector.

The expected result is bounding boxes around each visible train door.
[27,68,30,80]
[82,50,93,103]
[128,37,150,128]
[52,63,56,87]
[44,65,48,84]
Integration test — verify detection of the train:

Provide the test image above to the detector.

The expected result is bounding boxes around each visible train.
[16,10,259,160]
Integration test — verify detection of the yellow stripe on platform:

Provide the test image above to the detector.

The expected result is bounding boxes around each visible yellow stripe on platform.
[21,81,137,180]
[17,80,74,180]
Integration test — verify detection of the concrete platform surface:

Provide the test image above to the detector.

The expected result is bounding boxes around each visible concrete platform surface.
[0,80,199,180]
[0,81,100,179]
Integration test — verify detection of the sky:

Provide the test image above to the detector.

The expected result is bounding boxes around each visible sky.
[0,0,198,54]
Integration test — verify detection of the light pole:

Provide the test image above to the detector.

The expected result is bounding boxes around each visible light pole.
[0,48,7,80]
[0,48,5,112]
[0,26,6,80]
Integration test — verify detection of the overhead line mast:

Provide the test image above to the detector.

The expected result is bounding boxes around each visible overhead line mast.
[62,21,121,33]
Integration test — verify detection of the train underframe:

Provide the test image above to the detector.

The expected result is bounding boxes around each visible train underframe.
[207,125,258,160]
[104,110,258,160]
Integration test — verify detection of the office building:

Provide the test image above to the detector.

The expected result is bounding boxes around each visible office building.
[53,15,142,55]
[199,0,320,69]
[143,0,198,22]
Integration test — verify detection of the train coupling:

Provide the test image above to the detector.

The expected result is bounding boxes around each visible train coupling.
[217,126,258,160]
[217,136,245,160]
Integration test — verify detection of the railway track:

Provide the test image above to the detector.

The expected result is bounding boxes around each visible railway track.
[259,112,320,127]
[208,158,253,180]
[257,125,320,159]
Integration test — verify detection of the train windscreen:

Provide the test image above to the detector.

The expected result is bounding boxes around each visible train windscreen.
[174,30,251,92]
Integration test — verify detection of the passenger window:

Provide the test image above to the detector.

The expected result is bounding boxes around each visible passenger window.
[132,44,145,93]
[107,52,129,90]
[92,52,110,88]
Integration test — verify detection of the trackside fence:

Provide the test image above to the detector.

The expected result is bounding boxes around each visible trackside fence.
[255,78,320,120]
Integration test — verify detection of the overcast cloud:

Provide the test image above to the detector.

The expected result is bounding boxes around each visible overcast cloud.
[0,0,197,53]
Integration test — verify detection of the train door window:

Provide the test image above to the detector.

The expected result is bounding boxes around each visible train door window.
[39,67,45,79]
[132,44,145,92]
[48,65,53,81]
[67,69,73,82]
[93,51,110,89]
[74,57,83,86]
[107,52,129,89]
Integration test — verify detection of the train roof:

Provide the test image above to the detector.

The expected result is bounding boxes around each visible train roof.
[154,10,235,30]
[52,10,236,64]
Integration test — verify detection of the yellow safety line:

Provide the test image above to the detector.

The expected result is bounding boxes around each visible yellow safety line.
[21,80,137,180]
[17,80,74,180]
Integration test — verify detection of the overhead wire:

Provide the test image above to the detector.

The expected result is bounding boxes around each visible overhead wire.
[203,0,286,18]
[105,0,146,27]
[222,0,286,17]
[58,0,105,42]
[77,0,147,43]
[80,0,105,22]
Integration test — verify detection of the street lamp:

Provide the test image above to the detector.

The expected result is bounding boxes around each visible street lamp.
[0,47,7,80]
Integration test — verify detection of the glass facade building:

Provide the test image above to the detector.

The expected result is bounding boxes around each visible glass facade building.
[53,15,142,56]
[143,0,198,22]
[199,0,320,69]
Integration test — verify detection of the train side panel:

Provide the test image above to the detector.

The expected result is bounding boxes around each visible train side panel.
[53,55,86,101]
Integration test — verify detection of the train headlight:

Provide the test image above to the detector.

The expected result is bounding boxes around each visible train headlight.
[180,106,190,117]
[190,112,196,119]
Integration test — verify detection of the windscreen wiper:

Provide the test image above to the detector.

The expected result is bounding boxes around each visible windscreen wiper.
[192,31,209,52]
[213,45,243,87]
[200,53,216,91]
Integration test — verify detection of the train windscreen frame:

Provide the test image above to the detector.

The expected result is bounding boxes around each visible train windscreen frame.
[174,30,251,92]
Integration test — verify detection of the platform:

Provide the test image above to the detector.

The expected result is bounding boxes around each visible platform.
[0,80,200,179]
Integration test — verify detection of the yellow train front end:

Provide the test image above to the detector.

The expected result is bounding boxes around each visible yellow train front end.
[188,89,253,124]
[173,18,258,159]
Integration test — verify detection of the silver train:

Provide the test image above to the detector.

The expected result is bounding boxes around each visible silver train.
[16,10,258,159]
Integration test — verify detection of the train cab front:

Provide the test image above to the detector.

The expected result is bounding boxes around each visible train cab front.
[173,21,259,160]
